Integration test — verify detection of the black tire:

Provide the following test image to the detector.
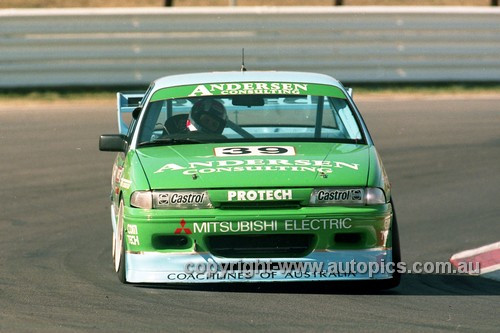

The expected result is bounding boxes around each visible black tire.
[114,199,127,283]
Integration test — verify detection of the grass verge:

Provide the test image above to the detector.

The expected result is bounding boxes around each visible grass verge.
[0,83,498,101]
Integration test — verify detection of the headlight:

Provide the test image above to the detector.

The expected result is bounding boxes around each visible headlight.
[309,187,386,206]
[153,190,212,209]
[130,191,153,209]
[365,188,386,205]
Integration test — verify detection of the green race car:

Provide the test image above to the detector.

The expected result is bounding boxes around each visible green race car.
[99,71,401,288]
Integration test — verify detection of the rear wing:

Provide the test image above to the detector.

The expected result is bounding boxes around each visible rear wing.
[117,92,145,134]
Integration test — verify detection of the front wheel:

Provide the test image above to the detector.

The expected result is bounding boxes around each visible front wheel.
[113,199,127,283]
[370,200,401,290]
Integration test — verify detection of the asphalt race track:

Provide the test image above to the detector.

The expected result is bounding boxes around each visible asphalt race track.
[1,95,499,331]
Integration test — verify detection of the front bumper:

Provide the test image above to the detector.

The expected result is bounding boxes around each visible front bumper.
[125,249,394,283]
[119,204,394,283]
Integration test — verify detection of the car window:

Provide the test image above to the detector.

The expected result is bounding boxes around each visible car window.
[137,93,364,145]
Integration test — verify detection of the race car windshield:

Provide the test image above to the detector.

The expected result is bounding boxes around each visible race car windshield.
[137,94,364,146]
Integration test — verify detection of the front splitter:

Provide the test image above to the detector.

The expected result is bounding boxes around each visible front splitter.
[125,249,394,283]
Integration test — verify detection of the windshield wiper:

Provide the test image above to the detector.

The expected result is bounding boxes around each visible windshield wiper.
[138,137,203,147]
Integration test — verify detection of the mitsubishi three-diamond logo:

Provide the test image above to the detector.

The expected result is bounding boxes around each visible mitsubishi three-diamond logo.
[174,219,192,234]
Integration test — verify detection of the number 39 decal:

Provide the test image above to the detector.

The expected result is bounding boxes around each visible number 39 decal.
[214,146,296,157]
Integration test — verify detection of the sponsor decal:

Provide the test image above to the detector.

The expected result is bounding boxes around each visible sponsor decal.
[227,189,292,201]
[114,165,123,184]
[154,159,359,175]
[150,82,347,102]
[113,166,124,194]
[283,271,356,278]
[153,191,212,209]
[158,193,205,205]
[190,218,351,233]
[120,178,132,189]
[214,146,296,157]
[126,224,140,245]
[284,218,352,230]
[127,224,138,234]
[127,235,140,245]
[316,189,362,201]
[165,271,355,281]
[194,220,278,233]
[188,82,308,97]
[310,188,365,205]
[175,219,192,234]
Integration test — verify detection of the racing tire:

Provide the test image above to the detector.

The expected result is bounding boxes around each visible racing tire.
[370,200,401,290]
[112,231,116,260]
[113,199,127,283]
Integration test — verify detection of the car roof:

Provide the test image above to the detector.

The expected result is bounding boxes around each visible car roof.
[152,71,344,90]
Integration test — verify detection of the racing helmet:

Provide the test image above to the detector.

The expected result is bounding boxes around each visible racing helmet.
[187,99,227,134]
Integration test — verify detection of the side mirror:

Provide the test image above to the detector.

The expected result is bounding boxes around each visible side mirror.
[99,134,128,152]
[132,107,142,120]
[346,87,353,97]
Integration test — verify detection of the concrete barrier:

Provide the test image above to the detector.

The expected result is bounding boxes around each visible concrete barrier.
[1,7,499,87]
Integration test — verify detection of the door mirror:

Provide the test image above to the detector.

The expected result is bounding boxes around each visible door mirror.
[132,107,142,120]
[99,134,128,152]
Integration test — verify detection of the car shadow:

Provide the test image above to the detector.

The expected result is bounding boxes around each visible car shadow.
[135,273,500,296]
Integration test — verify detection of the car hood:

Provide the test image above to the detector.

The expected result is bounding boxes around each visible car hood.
[136,142,371,190]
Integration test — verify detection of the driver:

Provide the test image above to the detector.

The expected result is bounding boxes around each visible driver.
[187,99,227,135]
